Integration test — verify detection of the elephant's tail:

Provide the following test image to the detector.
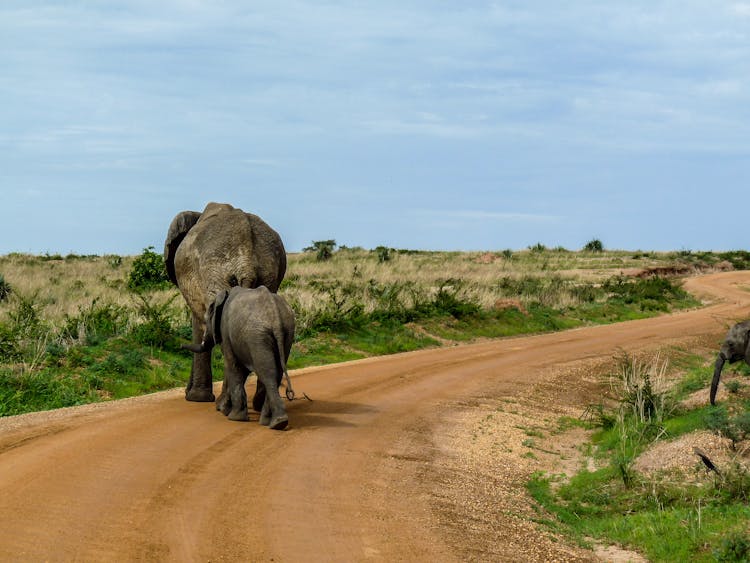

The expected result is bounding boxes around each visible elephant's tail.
[274,328,295,401]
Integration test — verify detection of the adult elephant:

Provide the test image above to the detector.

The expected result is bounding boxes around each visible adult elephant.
[164,202,287,402]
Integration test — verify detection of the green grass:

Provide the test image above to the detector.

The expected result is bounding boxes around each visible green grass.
[527,350,750,562]
[288,334,365,369]
[530,471,750,562]
[0,337,199,416]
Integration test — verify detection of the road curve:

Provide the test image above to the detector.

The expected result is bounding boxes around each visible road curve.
[0,271,749,562]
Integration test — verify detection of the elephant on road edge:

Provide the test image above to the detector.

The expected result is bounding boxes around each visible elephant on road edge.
[165,202,286,403]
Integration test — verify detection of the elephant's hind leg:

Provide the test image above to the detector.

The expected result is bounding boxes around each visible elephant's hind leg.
[260,395,288,430]
[255,354,288,430]
[223,361,250,422]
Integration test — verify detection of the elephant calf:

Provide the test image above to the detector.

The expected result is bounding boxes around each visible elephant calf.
[710,320,750,405]
[186,286,295,430]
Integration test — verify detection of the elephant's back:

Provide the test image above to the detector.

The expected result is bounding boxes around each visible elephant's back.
[176,206,286,297]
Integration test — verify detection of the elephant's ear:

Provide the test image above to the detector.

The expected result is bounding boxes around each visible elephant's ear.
[163,211,201,286]
[213,290,229,345]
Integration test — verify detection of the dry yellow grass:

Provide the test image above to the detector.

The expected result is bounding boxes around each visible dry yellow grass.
[0,248,690,328]
[282,248,669,314]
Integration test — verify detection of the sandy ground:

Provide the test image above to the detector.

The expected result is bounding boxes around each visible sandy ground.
[0,271,748,562]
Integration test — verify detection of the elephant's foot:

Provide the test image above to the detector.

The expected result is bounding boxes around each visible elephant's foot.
[260,413,288,430]
[228,409,249,422]
[269,414,288,430]
[186,387,216,402]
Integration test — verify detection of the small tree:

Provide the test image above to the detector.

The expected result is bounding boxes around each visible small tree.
[127,247,169,292]
[304,240,337,261]
[584,238,604,252]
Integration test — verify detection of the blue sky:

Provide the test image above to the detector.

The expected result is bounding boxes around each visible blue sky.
[2,1,749,254]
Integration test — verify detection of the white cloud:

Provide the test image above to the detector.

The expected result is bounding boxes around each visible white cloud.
[731,3,750,16]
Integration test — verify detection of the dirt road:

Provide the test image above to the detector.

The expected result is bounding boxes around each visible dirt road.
[1,272,749,562]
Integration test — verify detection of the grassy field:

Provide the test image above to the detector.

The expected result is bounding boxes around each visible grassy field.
[0,245,746,417]
[528,350,750,562]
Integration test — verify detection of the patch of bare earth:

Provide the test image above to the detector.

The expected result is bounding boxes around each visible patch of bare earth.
[633,431,733,479]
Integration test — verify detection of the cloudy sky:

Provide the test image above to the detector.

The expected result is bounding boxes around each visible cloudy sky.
[2,1,749,254]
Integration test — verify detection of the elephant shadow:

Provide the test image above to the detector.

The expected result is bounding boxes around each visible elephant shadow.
[285,399,379,429]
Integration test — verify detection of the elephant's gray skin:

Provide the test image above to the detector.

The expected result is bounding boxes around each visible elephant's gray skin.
[710,320,750,405]
[165,202,286,403]
[185,286,295,430]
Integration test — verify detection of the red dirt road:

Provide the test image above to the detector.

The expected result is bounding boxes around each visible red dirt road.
[1,272,749,562]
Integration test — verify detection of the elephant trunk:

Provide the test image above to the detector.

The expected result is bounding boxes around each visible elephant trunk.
[710,352,727,406]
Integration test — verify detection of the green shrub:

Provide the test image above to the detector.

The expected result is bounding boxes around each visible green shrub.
[7,294,46,340]
[431,280,480,319]
[603,276,688,310]
[130,294,178,349]
[127,247,169,292]
[63,298,128,344]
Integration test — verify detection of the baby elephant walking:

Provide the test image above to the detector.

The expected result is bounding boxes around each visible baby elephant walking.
[186,286,295,429]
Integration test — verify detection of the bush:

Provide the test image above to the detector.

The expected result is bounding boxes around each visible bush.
[603,276,688,310]
[130,294,179,349]
[431,280,480,319]
[584,238,604,252]
[127,247,169,292]
[62,298,128,344]
[7,294,46,339]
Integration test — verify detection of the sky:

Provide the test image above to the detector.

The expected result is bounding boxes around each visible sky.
[2,1,749,255]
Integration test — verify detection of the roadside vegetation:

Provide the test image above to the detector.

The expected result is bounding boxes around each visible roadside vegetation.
[0,244,745,417]
[528,349,750,562]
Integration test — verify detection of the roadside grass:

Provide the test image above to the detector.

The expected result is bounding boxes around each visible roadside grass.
[527,350,750,562]
[0,247,737,416]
